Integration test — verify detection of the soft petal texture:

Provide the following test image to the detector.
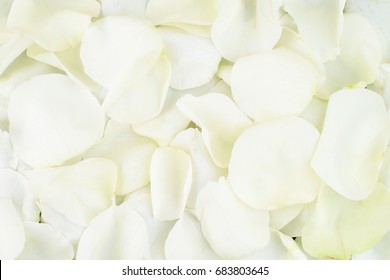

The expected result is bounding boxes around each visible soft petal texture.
[123,192,175,259]
[77,203,148,259]
[231,47,321,122]
[176,93,252,168]
[283,0,345,61]
[318,13,382,99]
[100,0,149,17]
[245,229,306,260]
[165,211,219,260]
[25,158,117,227]
[379,147,390,192]
[7,0,100,51]
[196,178,270,259]
[216,59,233,86]
[81,16,163,89]
[302,184,390,260]
[281,202,316,237]
[0,0,12,33]
[146,0,217,26]
[102,54,171,124]
[158,26,221,90]
[0,130,17,169]
[0,198,25,259]
[353,231,390,260]
[346,0,390,62]
[84,120,157,195]
[17,222,74,260]
[300,97,328,132]
[311,89,390,201]
[229,117,322,210]
[270,204,304,230]
[171,128,226,209]
[0,33,31,76]
[150,147,192,221]
[211,0,282,62]
[8,74,105,168]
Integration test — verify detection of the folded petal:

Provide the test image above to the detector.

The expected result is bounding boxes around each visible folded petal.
[176,93,252,168]
[8,74,105,168]
[311,89,390,200]
[231,47,321,122]
[302,184,390,259]
[150,147,192,221]
[196,178,270,259]
[7,0,100,51]
[229,117,322,210]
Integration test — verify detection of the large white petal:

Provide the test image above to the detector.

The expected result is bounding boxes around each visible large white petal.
[25,158,117,227]
[165,211,219,260]
[158,26,221,90]
[150,147,192,221]
[176,93,252,168]
[8,74,105,168]
[211,0,282,62]
[196,178,269,259]
[283,0,345,61]
[302,184,390,259]
[318,13,382,99]
[311,89,390,201]
[81,16,163,89]
[229,117,322,210]
[100,0,149,17]
[77,203,148,260]
[84,120,157,195]
[17,222,74,260]
[146,0,217,26]
[7,0,100,51]
[231,47,321,122]
[0,198,25,259]
[102,54,171,124]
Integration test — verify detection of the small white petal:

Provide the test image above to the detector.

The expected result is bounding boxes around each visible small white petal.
[196,178,270,259]
[8,74,105,168]
[311,89,390,200]
[77,203,148,260]
[177,93,252,168]
[229,117,322,210]
[150,147,192,221]
[17,222,74,260]
[231,47,321,122]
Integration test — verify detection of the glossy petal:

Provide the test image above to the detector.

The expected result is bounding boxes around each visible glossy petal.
[177,93,252,168]
[7,0,100,51]
[8,74,105,168]
[81,16,163,89]
[25,158,117,226]
[229,117,322,210]
[302,184,390,259]
[196,178,270,259]
[311,89,390,200]
[150,147,192,221]
[231,47,321,122]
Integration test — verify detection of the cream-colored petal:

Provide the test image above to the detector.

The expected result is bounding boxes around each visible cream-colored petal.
[0,0,12,33]
[281,201,316,238]
[158,26,221,90]
[150,147,192,221]
[211,0,282,62]
[0,198,25,259]
[17,222,74,260]
[231,47,321,122]
[270,204,304,230]
[216,59,233,86]
[77,203,148,260]
[229,117,322,210]
[25,158,117,227]
[353,231,390,260]
[302,184,390,259]
[81,16,163,89]
[165,211,219,260]
[0,33,31,76]
[318,13,382,99]
[176,93,252,168]
[8,74,105,168]
[196,178,269,259]
[100,0,148,17]
[103,54,171,124]
[146,0,217,26]
[0,131,17,169]
[84,120,157,196]
[7,0,100,51]
[311,89,390,201]
[299,97,328,132]
[162,23,211,37]
[283,0,345,61]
